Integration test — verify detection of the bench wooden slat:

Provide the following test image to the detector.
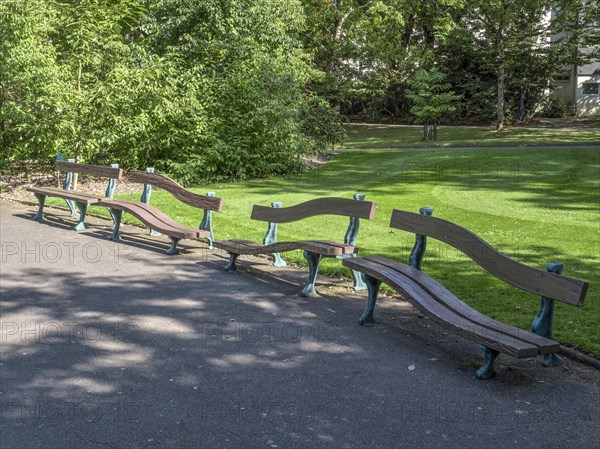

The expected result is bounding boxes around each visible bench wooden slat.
[390,209,588,306]
[100,199,203,239]
[55,162,123,179]
[102,199,205,236]
[362,255,560,354]
[344,257,540,358]
[251,198,376,223]
[213,239,355,256]
[26,187,102,205]
[128,171,223,211]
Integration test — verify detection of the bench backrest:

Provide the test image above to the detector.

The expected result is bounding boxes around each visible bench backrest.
[55,161,123,179]
[251,197,376,223]
[129,171,224,212]
[390,209,588,306]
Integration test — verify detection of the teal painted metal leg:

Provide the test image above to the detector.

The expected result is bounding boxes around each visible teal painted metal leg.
[410,207,434,320]
[359,274,381,326]
[532,262,565,367]
[541,352,563,367]
[301,251,322,298]
[33,193,46,220]
[352,268,367,291]
[73,202,87,231]
[110,209,122,241]
[64,199,79,217]
[166,237,180,255]
[107,207,116,223]
[200,192,215,249]
[224,253,239,271]
[476,346,500,379]
[273,253,287,267]
[263,202,287,267]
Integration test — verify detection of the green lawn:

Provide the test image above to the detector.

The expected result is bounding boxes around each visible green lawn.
[47,147,600,357]
[343,124,600,149]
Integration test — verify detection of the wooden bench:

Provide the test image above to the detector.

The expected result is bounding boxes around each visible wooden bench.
[98,168,224,255]
[213,195,377,297]
[27,158,123,231]
[343,207,589,379]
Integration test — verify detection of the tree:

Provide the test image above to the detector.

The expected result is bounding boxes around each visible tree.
[406,68,461,140]
[464,0,556,130]
[0,0,65,166]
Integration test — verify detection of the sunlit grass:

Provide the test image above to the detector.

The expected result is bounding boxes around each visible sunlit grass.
[342,124,600,149]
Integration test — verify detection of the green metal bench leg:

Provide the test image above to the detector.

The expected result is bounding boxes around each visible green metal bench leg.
[301,251,322,297]
[224,253,239,271]
[476,346,500,379]
[64,199,79,217]
[410,207,433,319]
[200,192,215,249]
[532,262,565,367]
[263,202,287,267]
[351,268,367,291]
[109,208,122,241]
[73,202,88,231]
[359,274,381,326]
[33,193,46,221]
[166,237,180,255]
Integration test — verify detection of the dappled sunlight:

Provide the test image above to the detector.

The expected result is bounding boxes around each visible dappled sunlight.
[131,315,199,339]
[130,298,206,309]
[27,375,117,397]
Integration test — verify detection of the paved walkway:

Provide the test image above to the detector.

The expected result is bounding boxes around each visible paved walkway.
[1,202,599,449]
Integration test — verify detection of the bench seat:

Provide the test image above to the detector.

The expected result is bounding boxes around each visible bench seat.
[98,169,223,255]
[215,195,376,297]
[26,186,103,205]
[344,256,560,358]
[28,160,122,231]
[214,239,357,257]
[98,198,210,240]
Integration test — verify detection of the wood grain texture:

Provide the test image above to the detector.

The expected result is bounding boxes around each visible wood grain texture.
[55,162,123,179]
[390,209,588,306]
[26,187,102,205]
[213,239,357,256]
[128,171,223,211]
[363,255,559,354]
[343,257,540,358]
[251,197,376,223]
[99,199,210,240]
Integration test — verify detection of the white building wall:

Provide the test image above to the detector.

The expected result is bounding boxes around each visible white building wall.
[576,74,600,116]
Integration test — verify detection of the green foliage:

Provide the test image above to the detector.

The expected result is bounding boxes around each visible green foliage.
[406,68,461,134]
[0,0,65,166]
[2,0,344,184]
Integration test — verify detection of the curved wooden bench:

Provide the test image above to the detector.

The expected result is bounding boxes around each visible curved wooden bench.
[343,207,589,379]
[27,159,123,231]
[214,195,376,297]
[98,168,223,255]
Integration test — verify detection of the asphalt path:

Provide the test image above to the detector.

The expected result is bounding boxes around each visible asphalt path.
[1,201,598,449]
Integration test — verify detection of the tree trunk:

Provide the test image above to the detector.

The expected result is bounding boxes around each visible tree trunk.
[496,5,506,131]
[73,59,83,190]
[497,52,505,131]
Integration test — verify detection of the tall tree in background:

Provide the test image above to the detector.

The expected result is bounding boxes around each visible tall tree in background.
[301,0,463,119]
[465,0,555,130]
